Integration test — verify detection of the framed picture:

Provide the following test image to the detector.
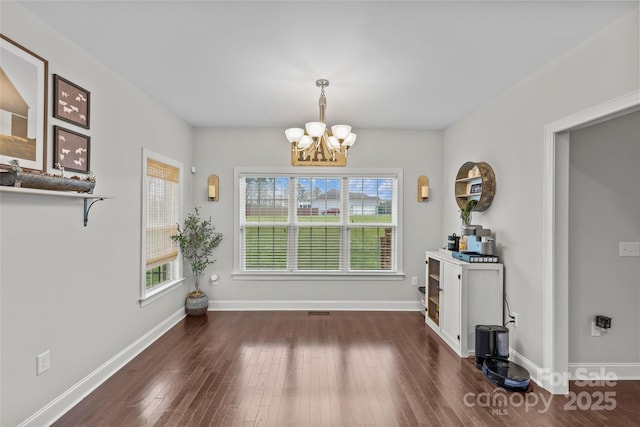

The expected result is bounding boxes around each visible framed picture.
[0,35,48,172]
[53,74,90,129]
[53,126,90,173]
[470,183,482,194]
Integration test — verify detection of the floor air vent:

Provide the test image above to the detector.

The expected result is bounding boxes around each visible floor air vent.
[308,311,330,315]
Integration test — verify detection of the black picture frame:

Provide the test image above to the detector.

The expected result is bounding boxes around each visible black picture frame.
[470,183,482,194]
[0,34,48,171]
[53,126,90,173]
[53,74,90,129]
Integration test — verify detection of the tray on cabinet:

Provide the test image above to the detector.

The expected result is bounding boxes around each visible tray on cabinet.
[452,251,499,263]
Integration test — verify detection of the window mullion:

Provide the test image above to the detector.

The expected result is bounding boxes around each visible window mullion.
[289,225,297,272]
[289,177,296,272]
[342,178,349,272]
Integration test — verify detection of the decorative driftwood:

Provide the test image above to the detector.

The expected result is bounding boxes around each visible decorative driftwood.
[0,170,95,193]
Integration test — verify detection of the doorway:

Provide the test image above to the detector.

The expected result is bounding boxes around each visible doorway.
[542,90,639,394]
[568,110,640,376]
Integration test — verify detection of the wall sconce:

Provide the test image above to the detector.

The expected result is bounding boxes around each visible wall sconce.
[208,175,219,201]
[418,175,429,202]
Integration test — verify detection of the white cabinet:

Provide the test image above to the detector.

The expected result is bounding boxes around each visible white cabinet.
[425,250,504,357]
[440,260,461,347]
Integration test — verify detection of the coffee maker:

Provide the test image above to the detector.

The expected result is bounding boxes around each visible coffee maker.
[464,226,495,255]
[447,233,460,251]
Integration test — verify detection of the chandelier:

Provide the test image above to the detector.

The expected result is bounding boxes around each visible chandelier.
[285,79,357,166]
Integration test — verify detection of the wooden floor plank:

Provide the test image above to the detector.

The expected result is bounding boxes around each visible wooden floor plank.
[52,311,640,427]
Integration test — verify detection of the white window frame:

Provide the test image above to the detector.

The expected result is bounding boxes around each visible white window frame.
[232,167,404,281]
[139,148,185,306]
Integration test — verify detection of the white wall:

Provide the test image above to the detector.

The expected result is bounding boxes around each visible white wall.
[192,128,443,307]
[0,2,194,425]
[442,10,639,368]
[568,110,640,364]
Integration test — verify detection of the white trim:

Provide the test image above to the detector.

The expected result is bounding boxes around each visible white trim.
[140,148,184,303]
[139,277,185,307]
[231,272,405,281]
[509,347,546,390]
[19,308,186,427]
[568,363,640,380]
[208,299,421,311]
[542,90,640,395]
[542,123,556,387]
[233,167,404,277]
[545,92,640,135]
[0,186,111,200]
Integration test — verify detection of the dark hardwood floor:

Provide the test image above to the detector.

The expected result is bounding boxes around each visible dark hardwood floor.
[53,311,640,426]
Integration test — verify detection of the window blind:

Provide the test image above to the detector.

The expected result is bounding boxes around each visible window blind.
[239,176,289,270]
[146,158,179,269]
[347,177,396,271]
[239,174,397,273]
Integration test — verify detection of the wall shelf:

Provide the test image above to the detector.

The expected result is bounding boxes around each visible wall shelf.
[454,161,496,211]
[0,186,111,226]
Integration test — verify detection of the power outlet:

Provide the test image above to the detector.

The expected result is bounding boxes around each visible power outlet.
[512,312,519,328]
[411,276,419,286]
[619,242,640,257]
[591,321,603,337]
[37,350,50,376]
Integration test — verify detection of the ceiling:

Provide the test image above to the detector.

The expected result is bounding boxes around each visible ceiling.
[16,0,638,130]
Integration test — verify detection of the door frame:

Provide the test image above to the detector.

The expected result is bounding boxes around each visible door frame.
[541,90,639,394]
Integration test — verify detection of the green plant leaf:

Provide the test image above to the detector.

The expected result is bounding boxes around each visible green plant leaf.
[171,207,223,290]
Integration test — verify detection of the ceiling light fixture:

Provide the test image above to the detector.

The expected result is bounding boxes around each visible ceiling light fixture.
[285,79,356,166]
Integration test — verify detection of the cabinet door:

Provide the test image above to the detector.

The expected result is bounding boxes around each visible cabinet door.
[440,262,461,347]
[426,257,441,326]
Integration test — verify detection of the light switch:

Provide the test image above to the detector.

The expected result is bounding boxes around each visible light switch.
[619,242,640,257]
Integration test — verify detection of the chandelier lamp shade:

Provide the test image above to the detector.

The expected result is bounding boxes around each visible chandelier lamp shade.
[285,79,356,166]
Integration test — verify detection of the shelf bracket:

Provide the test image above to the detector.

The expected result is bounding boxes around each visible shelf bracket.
[84,197,105,226]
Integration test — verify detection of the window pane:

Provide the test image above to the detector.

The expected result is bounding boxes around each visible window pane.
[297,227,342,270]
[295,177,341,222]
[350,227,393,270]
[146,263,171,289]
[244,177,289,223]
[243,226,288,270]
[348,178,394,223]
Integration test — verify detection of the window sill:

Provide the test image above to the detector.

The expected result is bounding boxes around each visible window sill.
[139,277,185,307]
[231,272,405,281]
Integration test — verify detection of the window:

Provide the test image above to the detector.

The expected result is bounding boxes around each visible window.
[140,149,183,304]
[237,170,401,276]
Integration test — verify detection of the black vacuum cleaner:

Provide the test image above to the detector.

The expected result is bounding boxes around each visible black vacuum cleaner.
[475,325,530,391]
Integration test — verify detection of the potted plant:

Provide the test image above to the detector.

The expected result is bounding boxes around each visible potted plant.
[460,199,478,227]
[171,208,223,316]
[458,199,478,251]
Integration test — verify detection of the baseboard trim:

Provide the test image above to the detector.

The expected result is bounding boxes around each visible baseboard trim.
[208,299,421,312]
[568,363,640,380]
[504,348,630,394]
[20,308,186,427]
[509,347,548,391]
